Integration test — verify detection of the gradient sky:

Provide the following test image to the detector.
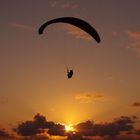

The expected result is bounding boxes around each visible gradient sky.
[0,0,140,130]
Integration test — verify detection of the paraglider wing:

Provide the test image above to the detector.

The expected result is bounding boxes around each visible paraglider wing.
[38,17,101,43]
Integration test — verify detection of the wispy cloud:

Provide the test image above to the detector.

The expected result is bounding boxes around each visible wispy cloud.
[132,102,140,107]
[49,0,57,7]
[11,23,35,31]
[49,0,78,10]
[127,31,140,41]
[64,24,92,41]
[75,92,105,103]
[127,31,140,56]
[61,2,78,9]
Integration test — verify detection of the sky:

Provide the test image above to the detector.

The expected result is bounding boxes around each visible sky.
[0,0,140,139]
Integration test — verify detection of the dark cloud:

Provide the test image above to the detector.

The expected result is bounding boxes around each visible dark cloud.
[75,116,136,137]
[20,134,49,140]
[133,102,140,107]
[91,134,140,140]
[67,132,83,140]
[13,114,140,140]
[0,128,13,140]
[75,120,94,136]
[134,129,140,135]
[14,114,47,136]
[14,113,66,137]
[48,123,66,136]
[0,129,8,137]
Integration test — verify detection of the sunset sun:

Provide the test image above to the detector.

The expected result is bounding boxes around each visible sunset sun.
[65,124,74,132]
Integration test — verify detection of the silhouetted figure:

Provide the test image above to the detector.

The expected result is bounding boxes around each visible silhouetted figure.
[67,69,73,79]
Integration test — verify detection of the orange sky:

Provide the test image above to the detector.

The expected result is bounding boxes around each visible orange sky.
[0,1,140,138]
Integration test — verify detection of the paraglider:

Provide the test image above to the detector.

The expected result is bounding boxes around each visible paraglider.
[38,17,101,79]
[67,68,73,79]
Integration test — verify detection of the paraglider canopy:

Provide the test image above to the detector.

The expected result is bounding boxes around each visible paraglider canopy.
[38,17,101,43]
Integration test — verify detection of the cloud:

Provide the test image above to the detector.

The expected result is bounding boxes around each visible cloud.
[0,129,10,137]
[127,31,140,56]
[132,102,140,107]
[14,113,48,136]
[61,3,78,9]
[0,114,138,140]
[49,0,78,9]
[11,23,35,31]
[75,92,104,103]
[90,134,140,140]
[134,129,140,135]
[75,93,93,103]
[14,113,66,137]
[75,116,137,137]
[67,132,83,140]
[48,123,65,136]
[0,128,13,140]
[127,31,140,41]
[20,134,49,140]
[63,24,92,41]
[49,0,57,7]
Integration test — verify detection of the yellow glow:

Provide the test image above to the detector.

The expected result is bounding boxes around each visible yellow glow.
[65,124,74,132]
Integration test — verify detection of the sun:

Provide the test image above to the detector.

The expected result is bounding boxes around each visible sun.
[65,124,74,132]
